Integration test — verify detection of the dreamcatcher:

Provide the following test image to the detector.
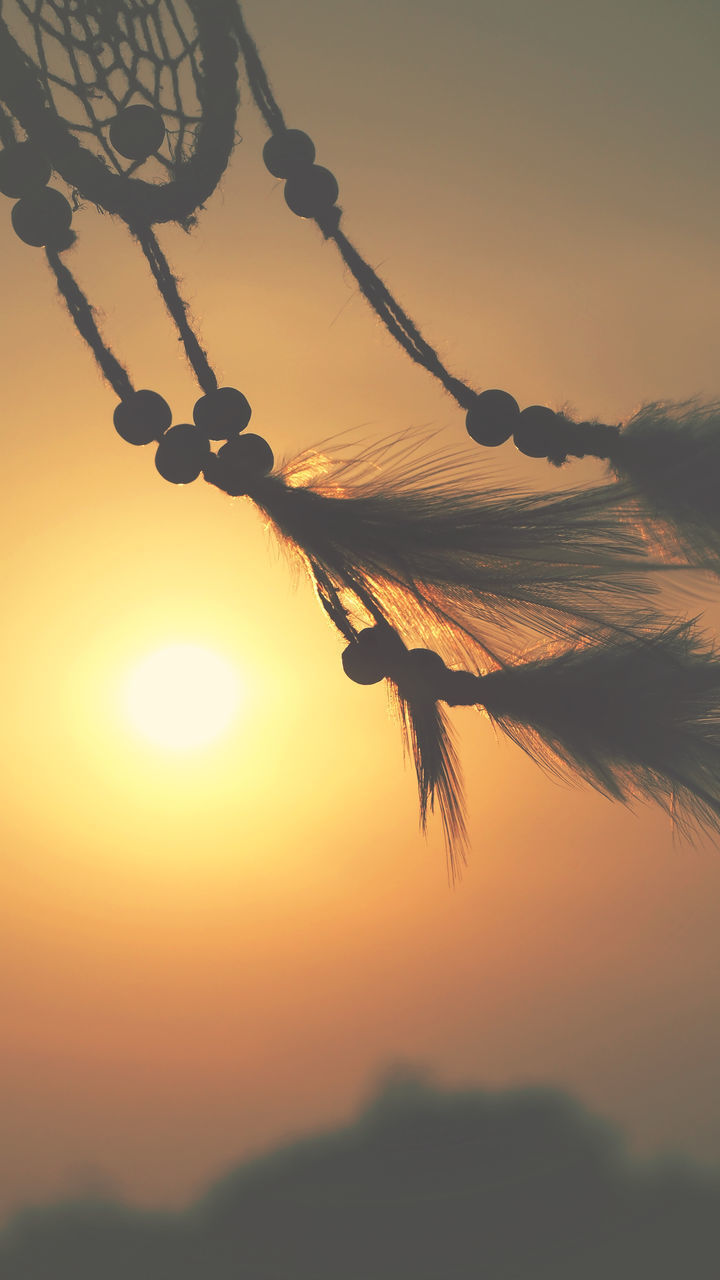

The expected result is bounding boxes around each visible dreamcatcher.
[2,0,720,874]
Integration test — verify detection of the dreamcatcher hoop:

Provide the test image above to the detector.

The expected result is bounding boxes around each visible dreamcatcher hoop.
[0,0,239,223]
[2,0,720,874]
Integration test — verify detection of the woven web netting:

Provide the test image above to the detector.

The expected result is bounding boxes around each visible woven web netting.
[3,0,206,179]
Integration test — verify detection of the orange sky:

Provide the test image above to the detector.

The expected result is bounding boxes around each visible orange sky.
[2,0,720,1223]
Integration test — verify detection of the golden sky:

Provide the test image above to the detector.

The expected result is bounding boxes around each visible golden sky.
[2,0,720,1222]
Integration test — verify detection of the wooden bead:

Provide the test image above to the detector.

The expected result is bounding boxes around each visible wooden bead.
[397,648,446,697]
[11,188,72,247]
[443,670,481,706]
[263,130,316,178]
[0,142,51,198]
[113,390,172,445]
[465,389,519,447]
[210,434,274,495]
[193,387,251,439]
[513,405,562,458]
[406,648,446,678]
[356,625,405,672]
[340,625,406,685]
[341,641,387,685]
[284,165,339,218]
[155,423,210,484]
[109,105,166,161]
[340,632,404,686]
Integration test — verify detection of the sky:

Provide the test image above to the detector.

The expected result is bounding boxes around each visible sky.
[2,0,720,1228]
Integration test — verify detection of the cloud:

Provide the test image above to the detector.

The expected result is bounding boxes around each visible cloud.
[2,1070,719,1279]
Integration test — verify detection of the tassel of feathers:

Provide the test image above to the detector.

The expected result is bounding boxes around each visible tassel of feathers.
[510,398,720,571]
[609,400,720,568]
[252,435,686,665]
[231,432,716,863]
[336,620,720,862]
[477,620,720,837]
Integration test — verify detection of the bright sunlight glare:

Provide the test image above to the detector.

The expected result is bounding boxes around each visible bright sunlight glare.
[123,644,242,750]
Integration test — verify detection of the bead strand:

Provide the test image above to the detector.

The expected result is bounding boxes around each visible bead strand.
[262,128,340,230]
[465,388,621,465]
[111,384,275,494]
[340,624,485,706]
[0,139,74,249]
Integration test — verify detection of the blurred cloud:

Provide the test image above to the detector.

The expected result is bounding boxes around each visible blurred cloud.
[2,1070,719,1279]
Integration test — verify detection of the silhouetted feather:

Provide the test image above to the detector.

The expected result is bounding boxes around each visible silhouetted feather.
[255,434,681,665]
[478,622,720,836]
[612,401,720,567]
[246,434,708,861]
[388,682,467,880]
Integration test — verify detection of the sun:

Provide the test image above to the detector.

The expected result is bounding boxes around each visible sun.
[123,644,242,750]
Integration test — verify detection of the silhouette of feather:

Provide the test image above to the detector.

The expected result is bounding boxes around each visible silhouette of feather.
[611,400,720,568]
[254,434,684,666]
[477,621,720,836]
[237,433,720,861]
[389,681,468,879]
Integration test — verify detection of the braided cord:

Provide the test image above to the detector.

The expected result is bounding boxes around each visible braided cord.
[45,248,135,400]
[129,221,219,393]
[227,0,632,464]
[329,227,477,410]
[229,0,478,412]
[227,0,286,134]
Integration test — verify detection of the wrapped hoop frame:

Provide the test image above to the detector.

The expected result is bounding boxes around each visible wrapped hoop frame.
[0,0,239,224]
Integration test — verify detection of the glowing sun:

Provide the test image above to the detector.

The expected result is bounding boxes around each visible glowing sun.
[123,644,242,750]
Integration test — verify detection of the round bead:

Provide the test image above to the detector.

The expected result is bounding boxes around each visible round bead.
[11,188,73,247]
[341,641,387,686]
[397,648,447,697]
[284,165,339,219]
[443,670,481,706]
[109,105,166,161]
[0,142,51,198]
[155,423,210,484]
[356,625,405,672]
[465,389,519,447]
[210,433,274,496]
[341,625,406,684]
[193,387,252,440]
[406,648,446,678]
[513,405,562,458]
[113,390,172,445]
[263,130,316,178]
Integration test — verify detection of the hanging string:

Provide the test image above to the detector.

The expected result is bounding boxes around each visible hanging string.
[129,221,219,394]
[45,248,134,400]
[229,0,478,412]
[234,0,720,507]
[228,0,287,134]
[329,227,478,410]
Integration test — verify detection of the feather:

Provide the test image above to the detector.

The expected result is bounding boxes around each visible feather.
[476,621,720,837]
[236,431,716,863]
[252,433,683,667]
[610,400,720,568]
[389,681,468,881]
